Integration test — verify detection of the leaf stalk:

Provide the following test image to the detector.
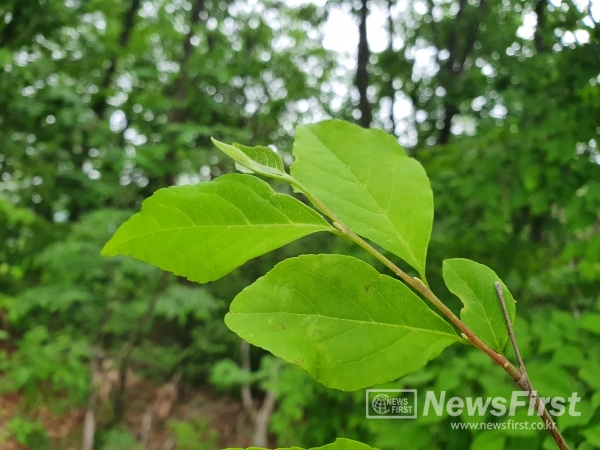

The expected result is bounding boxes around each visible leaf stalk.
[292,178,569,450]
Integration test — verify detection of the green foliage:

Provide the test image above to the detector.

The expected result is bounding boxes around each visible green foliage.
[226,254,458,390]
[106,119,557,449]
[226,437,378,450]
[104,110,600,448]
[154,284,217,325]
[103,174,333,283]
[291,121,433,278]
[443,259,516,352]
[263,305,600,450]
[1,0,598,447]
[99,426,143,450]
[5,417,49,450]
[168,417,218,450]
[0,326,90,407]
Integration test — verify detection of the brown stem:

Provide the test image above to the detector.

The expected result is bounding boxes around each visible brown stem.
[292,179,569,450]
[495,282,526,372]
[495,283,568,450]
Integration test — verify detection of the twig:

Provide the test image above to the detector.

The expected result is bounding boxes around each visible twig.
[494,282,526,375]
[495,282,568,450]
[288,177,570,449]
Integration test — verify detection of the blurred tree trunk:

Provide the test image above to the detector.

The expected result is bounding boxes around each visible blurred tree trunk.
[92,0,142,118]
[162,0,206,187]
[386,0,396,135]
[112,273,168,424]
[437,0,487,144]
[534,0,548,52]
[356,0,372,128]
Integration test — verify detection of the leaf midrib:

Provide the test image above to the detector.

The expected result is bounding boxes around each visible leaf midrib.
[303,127,419,266]
[228,311,458,338]
[107,223,331,248]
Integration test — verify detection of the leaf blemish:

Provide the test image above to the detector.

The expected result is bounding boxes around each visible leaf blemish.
[364,284,371,292]
[279,322,286,330]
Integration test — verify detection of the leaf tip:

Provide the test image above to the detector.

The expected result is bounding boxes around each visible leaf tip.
[100,241,117,257]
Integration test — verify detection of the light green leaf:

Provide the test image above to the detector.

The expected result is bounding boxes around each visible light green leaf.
[225,254,458,391]
[102,174,332,283]
[212,138,287,178]
[313,439,378,450]
[583,423,600,447]
[442,259,516,352]
[225,438,378,450]
[578,313,600,336]
[470,431,506,450]
[559,400,598,431]
[290,120,433,277]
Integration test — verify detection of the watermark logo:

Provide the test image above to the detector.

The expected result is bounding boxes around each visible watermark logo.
[366,389,417,419]
[366,390,581,420]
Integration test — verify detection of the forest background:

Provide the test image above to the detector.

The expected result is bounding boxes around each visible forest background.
[0,0,599,449]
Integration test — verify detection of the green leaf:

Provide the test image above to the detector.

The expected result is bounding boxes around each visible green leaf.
[313,439,378,450]
[225,438,378,450]
[290,120,433,277]
[102,174,332,283]
[470,431,506,450]
[225,254,458,391]
[212,138,287,178]
[442,259,516,353]
[578,313,600,336]
[583,424,600,447]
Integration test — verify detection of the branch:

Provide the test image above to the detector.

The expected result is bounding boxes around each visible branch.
[251,363,280,447]
[291,178,569,450]
[252,389,277,447]
[495,283,568,450]
[494,283,526,374]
